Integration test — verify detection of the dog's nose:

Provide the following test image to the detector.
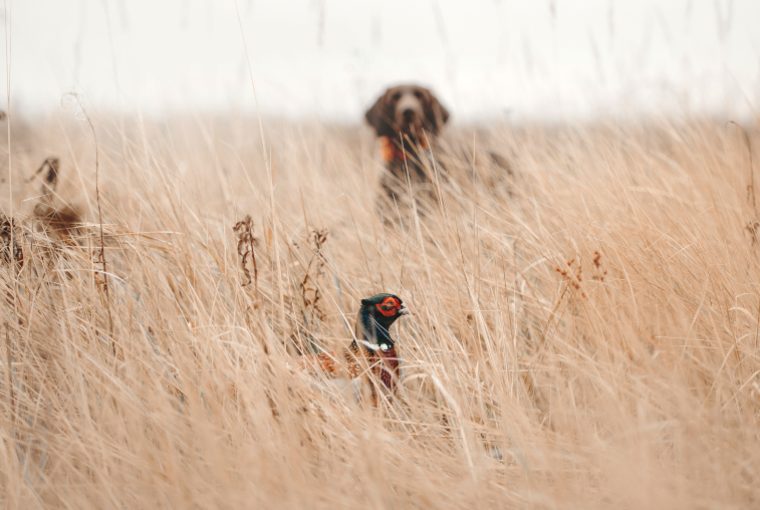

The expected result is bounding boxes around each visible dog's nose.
[402,108,415,121]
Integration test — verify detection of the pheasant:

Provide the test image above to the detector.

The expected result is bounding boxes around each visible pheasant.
[301,293,408,405]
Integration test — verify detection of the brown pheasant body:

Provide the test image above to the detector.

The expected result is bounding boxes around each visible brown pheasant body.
[301,343,400,405]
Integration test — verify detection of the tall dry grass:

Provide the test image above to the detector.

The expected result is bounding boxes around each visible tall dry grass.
[1,113,759,508]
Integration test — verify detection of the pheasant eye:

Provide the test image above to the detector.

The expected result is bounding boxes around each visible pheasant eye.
[376,297,400,317]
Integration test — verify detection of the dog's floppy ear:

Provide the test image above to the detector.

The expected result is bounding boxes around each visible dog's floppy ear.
[364,90,394,137]
[421,88,450,135]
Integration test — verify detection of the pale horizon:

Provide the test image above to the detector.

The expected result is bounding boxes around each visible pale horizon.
[7,0,760,121]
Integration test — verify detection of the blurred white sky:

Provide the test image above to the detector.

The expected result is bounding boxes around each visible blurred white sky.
[7,0,760,121]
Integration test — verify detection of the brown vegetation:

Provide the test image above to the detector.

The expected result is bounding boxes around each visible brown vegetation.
[0,115,759,508]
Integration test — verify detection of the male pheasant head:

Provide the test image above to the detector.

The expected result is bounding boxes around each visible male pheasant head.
[356,293,408,351]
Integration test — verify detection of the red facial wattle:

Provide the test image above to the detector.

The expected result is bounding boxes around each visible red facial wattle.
[375,296,401,317]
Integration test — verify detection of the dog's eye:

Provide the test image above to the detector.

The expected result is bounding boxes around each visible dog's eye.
[413,90,423,99]
[391,92,401,102]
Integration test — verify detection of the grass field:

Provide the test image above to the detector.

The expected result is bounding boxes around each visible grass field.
[1,113,759,508]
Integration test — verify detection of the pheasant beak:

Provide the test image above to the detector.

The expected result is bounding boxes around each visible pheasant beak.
[398,305,409,316]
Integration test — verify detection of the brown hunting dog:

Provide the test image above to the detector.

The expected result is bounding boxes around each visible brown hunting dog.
[365,84,450,207]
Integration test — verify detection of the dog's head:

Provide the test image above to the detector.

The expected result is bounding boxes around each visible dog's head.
[365,84,450,141]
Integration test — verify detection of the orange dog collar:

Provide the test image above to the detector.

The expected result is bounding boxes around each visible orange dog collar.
[379,136,430,164]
